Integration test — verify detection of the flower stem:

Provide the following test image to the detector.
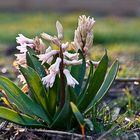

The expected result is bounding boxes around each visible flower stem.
[59,44,65,109]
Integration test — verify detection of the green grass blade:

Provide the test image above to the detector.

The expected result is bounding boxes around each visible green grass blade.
[78,51,108,112]
[85,60,119,114]
[0,76,51,124]
[0,107,44,127]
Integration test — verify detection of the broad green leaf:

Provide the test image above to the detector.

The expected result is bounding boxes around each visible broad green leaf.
[71,50,86,95]
[26,48,46,78]
[78,52,108,112]
[50,92,71,129]
[19,66,51,118]
[78,61,94,102]
[47,75,60,117]
[47,89,57,117]
[70,102,85,127]
[85,60,119,114]
[0,107,44,127]
[67,86,77,104]
[0,76,51,124]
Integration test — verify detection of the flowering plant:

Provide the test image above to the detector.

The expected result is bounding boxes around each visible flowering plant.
[0,15,118,134]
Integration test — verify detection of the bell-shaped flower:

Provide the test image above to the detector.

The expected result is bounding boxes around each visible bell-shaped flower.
[64,59,82,66]
[15,53,26,65]
[16,34,34,45]
[38,49,59,65]
[49,57,61,73]
[86,60,99,68]
[16,43,28,53]
[42,72,57,88]
[63,69,79,88]
[63,52,79,60]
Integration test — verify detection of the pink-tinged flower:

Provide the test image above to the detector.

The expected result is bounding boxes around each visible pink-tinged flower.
[86,60,99,68]
[49,57,61,73]
[15,53,26,65]
[74,15,95,54]
[63,52,79,60]
[42,72,57,88]
[16,43,27,53]
[64,59,82,66]
[63,69,79,88]
[37,50,59,65]
[16,34,34,45]
[17,74,26,84]
[38,38,46,53]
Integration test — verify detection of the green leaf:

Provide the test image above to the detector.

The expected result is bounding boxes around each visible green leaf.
[19,66,51,118]
[71,50,86,95]
[85,60,119,114]
[70,102,85,127]
[0,76,51,124]
[78,61,94,102]
[78,52,108,112]
[50,92,71,129]
[26,48,46,78]
[0,107,44,127]
[68,87,77,104]
[47,75,60,117]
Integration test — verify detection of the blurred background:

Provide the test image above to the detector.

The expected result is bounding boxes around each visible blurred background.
[0,0,140,79]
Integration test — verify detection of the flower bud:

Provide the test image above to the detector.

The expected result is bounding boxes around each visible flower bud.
[41,33,53,42]
[56,21,63,40]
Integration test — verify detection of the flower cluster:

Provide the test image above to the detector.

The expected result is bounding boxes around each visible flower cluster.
[74,15,95,55]
[14,34,45,83]
[14,15,96,89]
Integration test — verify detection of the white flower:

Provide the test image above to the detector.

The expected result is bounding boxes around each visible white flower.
[37,50,59,65]
[16,34,33,45]
[63,69,79,88]
[15,53,26,65]
[16,43,28,53]
[86,60,99,68]
[42,72,57,88]
[74,15,95,54]
[63,52,79,60]
[49,57,61,73]
[64,59,82,66]
[41,57,61,88]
